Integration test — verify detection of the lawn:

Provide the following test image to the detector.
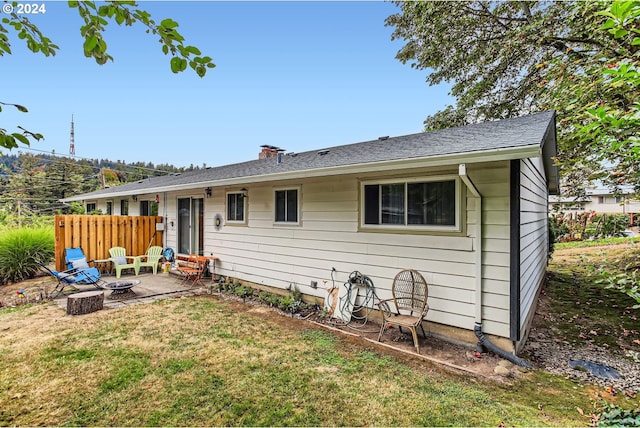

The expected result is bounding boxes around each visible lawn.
[1,242,639,426]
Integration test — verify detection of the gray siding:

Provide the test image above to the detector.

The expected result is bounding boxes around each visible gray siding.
[519,158,549,338]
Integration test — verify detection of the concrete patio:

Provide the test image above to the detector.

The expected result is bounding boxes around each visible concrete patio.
[52,270,214,310]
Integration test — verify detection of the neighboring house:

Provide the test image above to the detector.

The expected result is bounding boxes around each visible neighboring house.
[63,111,559,354]
[550,188,640,216]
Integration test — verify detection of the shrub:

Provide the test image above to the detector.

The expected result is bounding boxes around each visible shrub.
[0,227,54,285]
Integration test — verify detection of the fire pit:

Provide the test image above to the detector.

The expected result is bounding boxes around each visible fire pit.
[104,280,141,300]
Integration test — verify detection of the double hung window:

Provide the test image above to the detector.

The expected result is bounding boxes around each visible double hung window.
[227,192,246,223]
[275,188,299,223]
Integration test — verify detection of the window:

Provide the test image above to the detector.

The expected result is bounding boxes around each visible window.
[140,200,158,216]
[275,188,299,223]
[362,177,459,230]
[120,200,129,215]
[227,192,246,223]
[106,201,113,215]
[599,196,622,204]
[86,202,96,213]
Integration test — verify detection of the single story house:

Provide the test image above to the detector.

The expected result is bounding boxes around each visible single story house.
[550,187,640,217]
[63,111,559,354]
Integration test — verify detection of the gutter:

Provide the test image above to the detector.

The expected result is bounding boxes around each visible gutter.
[458,164,532,369]
[62,145,541,203]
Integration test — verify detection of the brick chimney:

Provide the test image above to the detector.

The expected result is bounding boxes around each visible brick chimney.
[259,145,282,159]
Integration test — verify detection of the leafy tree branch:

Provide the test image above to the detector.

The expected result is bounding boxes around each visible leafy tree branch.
[0,0,215,150]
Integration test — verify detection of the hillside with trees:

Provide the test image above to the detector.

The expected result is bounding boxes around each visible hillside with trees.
[0,152,198,223]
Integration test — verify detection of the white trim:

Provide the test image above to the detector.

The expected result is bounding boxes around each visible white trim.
[360,175,462,232]
[273,185,301,226]
[225,190,248,225]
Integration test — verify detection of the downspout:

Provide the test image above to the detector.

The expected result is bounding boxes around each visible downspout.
[458,164,532,368]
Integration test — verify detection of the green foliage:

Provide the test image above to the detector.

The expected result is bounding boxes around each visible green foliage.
[0,226,54,284]
[0,102,44,150]
[0,0,214,150]
[596,267,640,308]
[386,1,638,193]
[555,235,640,250]
[550,212,631,243]
[220,278,306,314]
[579,1,640,191]
[598,403,640,427]
[584,214,631,239]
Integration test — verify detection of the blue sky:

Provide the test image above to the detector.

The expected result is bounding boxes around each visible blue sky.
[3,1,452,169]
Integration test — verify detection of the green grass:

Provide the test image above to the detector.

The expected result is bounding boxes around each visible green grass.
[544,245,640,354]
[553,236,640,250]
[0,296,620,427]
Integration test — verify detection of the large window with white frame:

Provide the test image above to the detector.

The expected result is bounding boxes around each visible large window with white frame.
[274,187,299,224]
[362,176,460,231]
[226,191,246,224]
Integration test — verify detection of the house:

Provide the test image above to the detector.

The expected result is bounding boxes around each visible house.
[62,111,559,354]
[550,187,640,218]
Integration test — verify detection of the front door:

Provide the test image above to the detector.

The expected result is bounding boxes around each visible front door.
[177,197,204,255]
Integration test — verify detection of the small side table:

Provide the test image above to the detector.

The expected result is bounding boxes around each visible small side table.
[93,259,113,275]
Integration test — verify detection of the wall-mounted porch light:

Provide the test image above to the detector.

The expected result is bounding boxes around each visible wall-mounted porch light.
[205,187,212,198]
[241,187,248,198]
[132,195,138,202]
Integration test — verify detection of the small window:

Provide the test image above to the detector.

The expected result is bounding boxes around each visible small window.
[227,192,246,223]
[140,200,158,216]
[275,188,299,223]
[120,200,129,216]
[106,201,113,215]
[86,202,96,213]
[362,177,459,230]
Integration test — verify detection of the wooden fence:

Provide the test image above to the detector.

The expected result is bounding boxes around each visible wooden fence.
[54,215,164,272]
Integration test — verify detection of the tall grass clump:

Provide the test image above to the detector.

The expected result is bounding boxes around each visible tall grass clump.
[0,226,54,284]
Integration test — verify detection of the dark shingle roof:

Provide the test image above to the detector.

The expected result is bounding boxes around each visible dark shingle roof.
[66,111,557,200]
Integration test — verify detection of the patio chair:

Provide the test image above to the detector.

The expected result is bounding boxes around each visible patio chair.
[377,269,429,354]
[108,247,140,279]
[64,247,97,282]
[138,246,163,274]
[35,260,107,298]
[176,254,205,286]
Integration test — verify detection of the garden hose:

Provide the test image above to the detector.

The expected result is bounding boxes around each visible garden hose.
[336,271,381,333]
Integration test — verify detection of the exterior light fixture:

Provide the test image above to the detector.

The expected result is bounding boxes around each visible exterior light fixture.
[205,187,212,198]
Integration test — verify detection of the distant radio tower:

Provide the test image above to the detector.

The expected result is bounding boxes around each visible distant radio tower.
[69,114,75,156]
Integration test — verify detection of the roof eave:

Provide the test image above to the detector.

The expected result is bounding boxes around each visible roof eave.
[61,145,540,202]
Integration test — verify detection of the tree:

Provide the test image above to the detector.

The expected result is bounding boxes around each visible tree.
[579,1,640,192]
[385,1,638,194]
[0,0,215,150]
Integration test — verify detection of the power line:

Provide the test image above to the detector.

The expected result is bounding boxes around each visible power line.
[12,146,183,176]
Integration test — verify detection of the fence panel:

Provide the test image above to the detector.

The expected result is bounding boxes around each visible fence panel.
[54,215,164,271]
